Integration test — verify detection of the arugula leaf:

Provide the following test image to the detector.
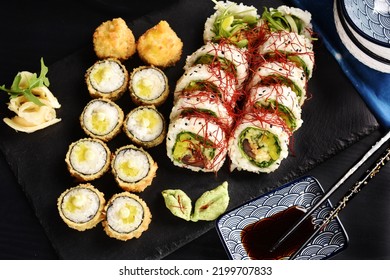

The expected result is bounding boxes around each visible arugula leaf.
[0,58,49,106]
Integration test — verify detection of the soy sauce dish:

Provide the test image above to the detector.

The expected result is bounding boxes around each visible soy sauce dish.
[216,176,349,260]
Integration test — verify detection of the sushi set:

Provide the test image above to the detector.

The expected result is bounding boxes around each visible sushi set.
[0,0,379,259]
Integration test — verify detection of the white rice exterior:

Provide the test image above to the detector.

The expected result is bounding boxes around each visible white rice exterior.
[247,61,307,105]
[169,90,234,131]
[184,42,250,88]
[203,1,258,42]
[130,67,167,101]
[259,31,314,78]
[88,60,126,93]
[174,64,237,106]
[125,106,164,142]
[166,115,228,172]
[81,99,122,136]
[112,147,150,183]
[106,195,144,234]
[60,187,101,223]
[68,139,109,176]
[228,112,290,173]
[247,85,303,131]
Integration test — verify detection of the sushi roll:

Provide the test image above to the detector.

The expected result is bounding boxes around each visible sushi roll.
[57,183,105,231]
[258,31,315,79]
[85,58,129,101]
[169,90,234,132]
[103,192,152,241]
[184,42,250,89]
[228,111,290,173]
[246,84,303,132]
[92,17,137,61]
[65,138,111,181]
[111,145,158,192]
[174,64,238,108]
[123,105,166,148]
[259,6,315,78]
[203,0,259,48]
[80,98,124,142]
[136,20,183,68]
[247,60,307,106]
[129,66,169,107]
[166,114,228,172]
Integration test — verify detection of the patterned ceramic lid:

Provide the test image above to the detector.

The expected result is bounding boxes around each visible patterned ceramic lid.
[342,0,390,46]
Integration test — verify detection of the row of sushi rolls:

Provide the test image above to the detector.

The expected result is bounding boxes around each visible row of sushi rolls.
[57,0,316,241]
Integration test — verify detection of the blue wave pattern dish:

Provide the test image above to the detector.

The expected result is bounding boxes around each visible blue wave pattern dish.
[216,176,349,260]
[343,0,390,45]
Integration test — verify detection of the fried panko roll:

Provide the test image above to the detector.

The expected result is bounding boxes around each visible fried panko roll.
[137,20,183,68]
[93,17,136,61]
[103,192,152,241]
[58,183,105,231]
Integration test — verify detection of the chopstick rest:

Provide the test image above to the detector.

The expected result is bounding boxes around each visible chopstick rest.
[270,130,390,254]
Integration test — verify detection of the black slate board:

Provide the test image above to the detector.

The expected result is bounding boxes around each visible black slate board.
[0,0,379,259]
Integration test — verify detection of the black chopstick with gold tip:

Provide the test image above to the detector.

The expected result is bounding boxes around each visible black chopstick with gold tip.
[289,146,390,259]
[270,130,390,254]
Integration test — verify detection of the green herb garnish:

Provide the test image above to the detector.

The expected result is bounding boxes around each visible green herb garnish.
[261,7,304,35]
[0,58,49,106]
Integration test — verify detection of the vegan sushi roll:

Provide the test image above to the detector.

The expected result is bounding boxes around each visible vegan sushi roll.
[65,138,111,181]
[259,6,315,78]
[228,111,290,173]
[247,60,307,106]
[80,98,124,141]
[85,58,129,101]
[246,84,303,132]
[166,114,228,172]
[111,145,158,192]
[184,42,250,89]
[103,192,152,241]
[123,105,166,148]
[174,64,238,108]
[258,31,314,79]
[57,183,105,231]
[169,90,235,132]
[203,0,259,48]
[129,66,169,107]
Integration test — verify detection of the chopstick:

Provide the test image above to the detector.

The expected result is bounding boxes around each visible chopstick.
[290,145,390,259]
[270,130,390,255]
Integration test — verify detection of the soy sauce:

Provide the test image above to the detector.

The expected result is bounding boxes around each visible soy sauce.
[241,206,316,260]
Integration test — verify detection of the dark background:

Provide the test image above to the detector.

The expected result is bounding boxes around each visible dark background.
[0,0,389,259]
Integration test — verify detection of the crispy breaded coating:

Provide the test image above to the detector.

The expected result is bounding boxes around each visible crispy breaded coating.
[93,18,136,61]
[137,20,183,68]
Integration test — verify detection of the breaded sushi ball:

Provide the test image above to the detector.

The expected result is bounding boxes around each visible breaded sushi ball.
[137,20,183,68]
[65,138,111,181]
[111,145,158,192]
[57,183,105,231]
[85,58,129,101]
[93,17,136,61]
[80,98,124,142]
[129,66,169,106]
[103,192,152,241]
[123,106,166,148]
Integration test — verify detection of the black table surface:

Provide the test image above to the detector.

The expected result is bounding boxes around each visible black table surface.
[0,0,389,260]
